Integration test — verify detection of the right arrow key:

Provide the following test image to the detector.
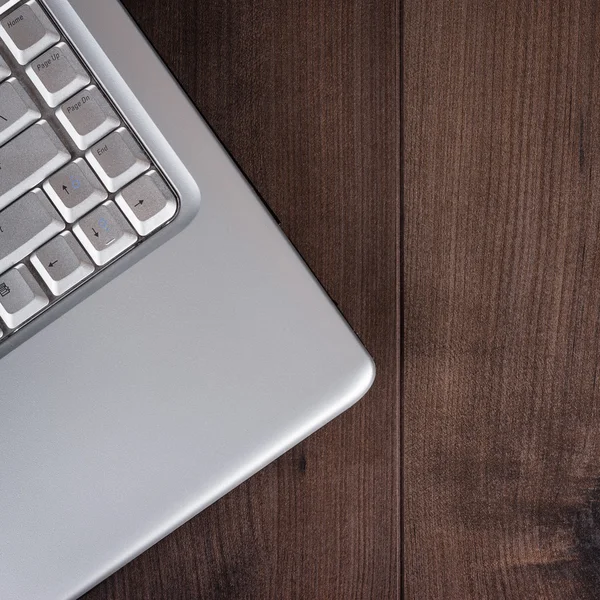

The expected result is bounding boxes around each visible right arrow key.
[116,170,177,236]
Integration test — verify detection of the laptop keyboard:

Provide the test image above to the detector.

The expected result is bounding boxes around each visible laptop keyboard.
[0,0,178,343]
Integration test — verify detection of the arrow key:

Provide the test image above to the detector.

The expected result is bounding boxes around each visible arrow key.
[73,201,137,266]
[31,231,94,296]
[116,170,177,236]
[43,158,107,223]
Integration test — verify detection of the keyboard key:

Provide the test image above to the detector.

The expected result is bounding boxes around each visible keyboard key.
[0,77,40,145]
[116,171,177,236]
[56,85,119,150]
[0,1,60,65]
[0,54,10,82]
[0,120,70,211]
[0,0,20,14]
[0,188,64,275]
[31,231,94,296]
[73,201,137,266]
[44,158,107,223]
[0,263,48,329]
[27,42,90,108]
[86,128,150,193]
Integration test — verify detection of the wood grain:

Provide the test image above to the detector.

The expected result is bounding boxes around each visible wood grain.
[405,0,600,598]
[83,1,400,599]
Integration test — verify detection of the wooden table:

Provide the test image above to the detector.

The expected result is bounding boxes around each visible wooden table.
[405,0,600,598]
[83,1,400,598]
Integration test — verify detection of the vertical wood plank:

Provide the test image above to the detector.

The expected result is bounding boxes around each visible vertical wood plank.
[405,0,600,597]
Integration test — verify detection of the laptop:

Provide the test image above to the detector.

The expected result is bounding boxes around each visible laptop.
[0,0,375,598]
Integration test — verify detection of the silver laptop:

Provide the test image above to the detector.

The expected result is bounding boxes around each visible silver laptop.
[0,1,375,598]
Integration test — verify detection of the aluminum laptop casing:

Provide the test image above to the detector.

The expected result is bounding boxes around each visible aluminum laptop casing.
[0,1,376,598]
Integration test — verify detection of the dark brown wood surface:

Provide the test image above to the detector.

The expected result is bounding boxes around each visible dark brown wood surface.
[83,1,400,599]
[405,0,600,598]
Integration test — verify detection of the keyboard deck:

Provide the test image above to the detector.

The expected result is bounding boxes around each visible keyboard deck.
[0,0,178,343]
